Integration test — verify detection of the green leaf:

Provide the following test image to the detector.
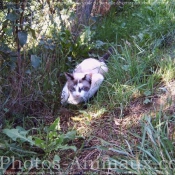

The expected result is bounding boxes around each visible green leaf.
[56,145,77,152]
[138,146,159,164]
[3,108,9,113]
[64,131,76,140]
[6,12,20,21]
[95,40,105,48]
[122,65,130,71]
[55,135,64,145]
[143,98,151,104]
[49,118,60,131]
[144,90,151,96]
[48,131,57,140]
[9,143,37,155]
[18,31,28,47]
[28,27,36,39]
[3,127,34,145]
[53,155,60,163]
[34,138,45,149]
[31,55,41,69]
[138,32,144,40]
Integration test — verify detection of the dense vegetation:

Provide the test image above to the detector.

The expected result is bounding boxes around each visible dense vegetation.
[1,0,175,174]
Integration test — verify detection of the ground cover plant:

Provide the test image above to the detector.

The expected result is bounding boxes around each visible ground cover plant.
[1,0,175,174]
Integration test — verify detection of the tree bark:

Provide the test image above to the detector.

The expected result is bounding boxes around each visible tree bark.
[79,0,95,25]
[0,0,3,10]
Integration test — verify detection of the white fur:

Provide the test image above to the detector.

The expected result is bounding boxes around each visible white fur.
[74,58,108,75]
[69,73,89,104]
[61,58,108,105]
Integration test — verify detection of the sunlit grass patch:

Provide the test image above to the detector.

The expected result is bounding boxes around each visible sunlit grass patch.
[107,114,175,174]
[158,55,175,82]
[87,43,162,111]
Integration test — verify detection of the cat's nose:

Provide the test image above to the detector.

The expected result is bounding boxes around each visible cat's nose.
[75,95,80,98]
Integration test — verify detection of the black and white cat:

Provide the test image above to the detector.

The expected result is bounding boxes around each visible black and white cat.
[61,49,113,105]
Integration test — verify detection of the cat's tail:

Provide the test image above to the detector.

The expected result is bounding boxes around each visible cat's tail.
[99,47,114,63]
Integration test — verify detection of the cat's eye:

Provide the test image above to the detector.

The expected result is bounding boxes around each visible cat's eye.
[82,87,89,91]
[70,87,75,92]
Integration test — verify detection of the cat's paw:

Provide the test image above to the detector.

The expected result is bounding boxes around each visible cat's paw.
[67,97,84,105]
[61,90,69,105]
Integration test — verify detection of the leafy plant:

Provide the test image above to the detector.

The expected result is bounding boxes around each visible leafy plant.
[34,118,77,154]
[1,118,77,172]
[3,118,77,154]
[3,126,34,145]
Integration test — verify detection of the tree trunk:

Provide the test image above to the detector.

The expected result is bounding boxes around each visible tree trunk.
[91,0,111,16]
[81,0,95,25]
[0,0,3,10]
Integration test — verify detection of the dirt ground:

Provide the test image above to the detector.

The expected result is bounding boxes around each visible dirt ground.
[59,81,175,174]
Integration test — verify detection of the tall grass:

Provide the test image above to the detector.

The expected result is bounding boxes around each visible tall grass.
[108,114,175,174]
[87,0,175,111]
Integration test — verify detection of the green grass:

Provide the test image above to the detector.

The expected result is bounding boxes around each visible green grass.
[94,1,175,48]
[88,0,175,111]
[108,114,175,174]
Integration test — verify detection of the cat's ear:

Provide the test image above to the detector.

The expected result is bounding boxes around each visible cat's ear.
[65,73,74,81]
[83,73,92,83]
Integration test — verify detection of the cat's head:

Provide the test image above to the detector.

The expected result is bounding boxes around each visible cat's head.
[65,73,92,101]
